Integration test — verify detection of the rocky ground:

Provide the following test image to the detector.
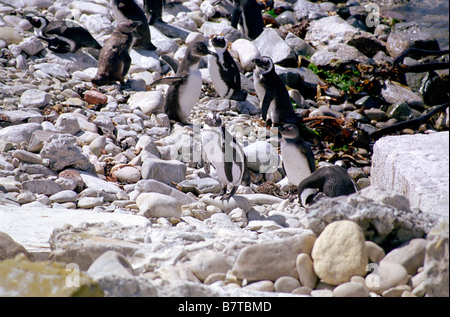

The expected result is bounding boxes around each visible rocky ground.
[0,0,449,297]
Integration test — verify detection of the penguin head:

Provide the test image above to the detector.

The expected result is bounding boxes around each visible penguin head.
[205,112,222,127]
[253,56,274,74]
[116,20,142,34]
[26,15,49,29]
[189,41,214,58]
[210,35,227,50]
[279,123,300,140]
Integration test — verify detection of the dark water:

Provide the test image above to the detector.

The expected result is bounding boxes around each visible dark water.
[379,0,450,50]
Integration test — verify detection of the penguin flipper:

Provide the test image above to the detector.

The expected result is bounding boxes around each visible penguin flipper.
[160,55,179,74]
[149,77,185,87]
[261,90,274,121]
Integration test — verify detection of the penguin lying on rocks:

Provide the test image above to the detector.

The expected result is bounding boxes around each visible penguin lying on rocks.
[26,15,102,53]
[150,42,213,124]
[208,35,247,101]
[298,165,358,207]
[201,112,250,200]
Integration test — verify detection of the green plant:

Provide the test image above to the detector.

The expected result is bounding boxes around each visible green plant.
[308,63,363,94]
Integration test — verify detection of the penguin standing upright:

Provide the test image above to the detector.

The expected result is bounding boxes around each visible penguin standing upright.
[150,41,213,124]
[92,21,142,86]
[231,0,265,40]
[279,124,316,187]
[26,16,102,53]
[253,56,303,128]
[143,0,165,25]
[208,35,247,101]
[297,165,358,206]
[201,112,250,200]
[110,0,157,50]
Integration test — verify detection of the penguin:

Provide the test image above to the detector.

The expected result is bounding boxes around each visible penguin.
[297,165,358,207]
[143,0,165,25]
[110,0,157,50]
[25,16,102,53]
[279,123,316,188]
[201,112,250,200]
[92,21,142,86]
[253,56,303,128]
[150,41,213,124]
[208,35,247,101]
[231,0,265,40]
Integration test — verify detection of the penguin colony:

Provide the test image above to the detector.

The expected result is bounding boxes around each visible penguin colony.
[26,0,358,202]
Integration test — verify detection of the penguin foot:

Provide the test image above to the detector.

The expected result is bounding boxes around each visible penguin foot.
[219,186,237,201]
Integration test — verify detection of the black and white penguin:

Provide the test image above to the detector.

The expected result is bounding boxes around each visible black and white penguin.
[297,165,358,206]
[143,0,165,25]
[231,0,265,40]
[208,35,247,101]
[26,16,102,53]
[279,123,316,188]
[201,112,250,200]
[92,21,142,86]
[150,41,213,124]
[253,56,303,128]
[110,0,157,50]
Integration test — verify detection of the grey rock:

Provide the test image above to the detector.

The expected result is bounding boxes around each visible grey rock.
[371,132,449,217]
[310,43,371,67]
[200,21,244,43]
[45,51,99,73]
[387,22,440,58]
[285,32,316,57]
[20,89,51,108]
[22,179,63,196]
[230,233,316,282]
[12,149,42,164]
[40,134,94,172]
[27,130,59,153]
[54,114,81,135]
[274,276,301,293]
[136,192,183,218]
[293,0,327,20]
[383,238,427,275]
[141,158,186,185]
[0,123,42,146]
[382,80,424,110]
[34,63,70,79]
[423,219,449,297]
[0,231,32,261]
[177,177,223,195]
[19,162,56,177]
[333,281,370,297]
[49,190,78,204]
[244,141,280,174]
[135,179,195,206]
[304,186,440,248]
[18,36,44,56]
[253,28,297,66]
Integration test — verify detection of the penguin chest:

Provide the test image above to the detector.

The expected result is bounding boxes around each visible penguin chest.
[201,128,244,186]
[253,72,266,101]
[208,55,231,98]
[281,142,312,186]
[178,69,202,122]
